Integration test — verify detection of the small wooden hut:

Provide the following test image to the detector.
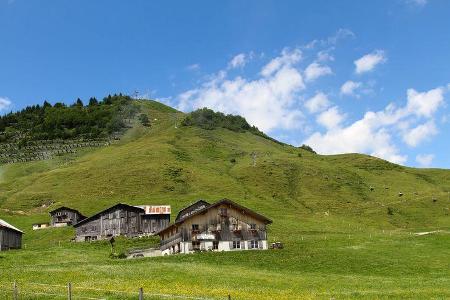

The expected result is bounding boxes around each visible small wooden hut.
[0,219,23,251]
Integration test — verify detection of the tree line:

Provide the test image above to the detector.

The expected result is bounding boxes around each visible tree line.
[0,94,139,143]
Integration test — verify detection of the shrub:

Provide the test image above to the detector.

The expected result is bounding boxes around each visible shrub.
[387,207,394,215]
[299,144,316,154]
[109,252,127,259]
[139,114,150,127]
[181,108,284,145]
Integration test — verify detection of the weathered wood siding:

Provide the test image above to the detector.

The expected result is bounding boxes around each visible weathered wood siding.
[75,207,170,241]
[0,228,22,251]
[51,209,84,226]
[162,204,267,242]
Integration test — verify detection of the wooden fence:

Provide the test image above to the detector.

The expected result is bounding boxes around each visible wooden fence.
[2,281,231,300]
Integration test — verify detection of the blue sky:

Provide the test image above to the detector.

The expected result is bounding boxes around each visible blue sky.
[1,0,449,168]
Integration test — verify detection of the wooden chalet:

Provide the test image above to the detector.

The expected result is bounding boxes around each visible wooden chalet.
[0,219,23,251]
[49,206,86,227]
[158,199,272,255]
[73,203,170,242]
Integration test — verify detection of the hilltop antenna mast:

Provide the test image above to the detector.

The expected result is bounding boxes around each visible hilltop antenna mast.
[133,90,139,99]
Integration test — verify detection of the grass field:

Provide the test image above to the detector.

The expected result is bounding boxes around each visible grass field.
[1,100,449,299]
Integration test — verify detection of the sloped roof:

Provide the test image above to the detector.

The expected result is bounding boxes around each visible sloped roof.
[0,219,24,234]
[175,200,210,222]
[158,198,272,235]
[73,203,144,227]
[49,206,86,219]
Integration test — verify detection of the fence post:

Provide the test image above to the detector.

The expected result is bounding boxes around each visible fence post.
[13,281,18,300]
[68,282,72,300]
[139,287,144,300]
[228,294,231,300]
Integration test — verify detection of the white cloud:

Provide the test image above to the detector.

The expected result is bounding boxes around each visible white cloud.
[354,50,387,74]
[406,87,444,118]
[304,28,355,49]
[304,86,447,165]
[178,48,305,132]
[317,50,334,62]
[304,112,407,164]
[402,120,437,147]
[406,0,427,7]
[260,48,302,77]
[0,97,12,111]
[304,62,332,82]
[340,80,362,96]
[187,64,200,71]
[316,107,345,130]
[228,53,248,69]
[305,92,330,113]
[416,154,434,167]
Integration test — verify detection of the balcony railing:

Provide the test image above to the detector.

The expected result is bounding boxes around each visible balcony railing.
[160,232,182,247]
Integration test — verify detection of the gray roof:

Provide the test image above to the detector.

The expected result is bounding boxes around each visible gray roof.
[0,219,24,234]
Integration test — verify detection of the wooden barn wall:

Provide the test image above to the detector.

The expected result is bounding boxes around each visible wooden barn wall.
[51,209,82,225]
[76,207,170,239]
[163,204,267,242]
[0,228,22,251]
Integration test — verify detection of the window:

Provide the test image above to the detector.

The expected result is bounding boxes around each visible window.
[249,223,257,230]
[192,224,199,231]
[232,241,241,249]
[213,241,219,250]
[219,208,227,216]
[250,240,259,249]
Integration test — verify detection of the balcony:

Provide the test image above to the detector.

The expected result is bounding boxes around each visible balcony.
[160,232,182,251]
[209,224,221,232]
[230,224,242,233]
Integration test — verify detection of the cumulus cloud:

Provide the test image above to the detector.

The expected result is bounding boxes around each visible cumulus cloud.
[340,80,362,96]
[416,154,434,167]
[403,121,437,147]
[316,106,346,130]
[406,87,444,118]
[304,92,330,113]
[177,48,305,132]
[260,48,302,77]
[0,97,12,111]
[304,86,447,165]
[228,53,249,69]
[316,50,335,62]
[304,62,332,82]
[354,50,387,74]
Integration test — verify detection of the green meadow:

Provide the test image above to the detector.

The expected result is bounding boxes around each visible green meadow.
[1,100,449,299]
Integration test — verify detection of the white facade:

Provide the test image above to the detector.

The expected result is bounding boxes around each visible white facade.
[162,240,268,255]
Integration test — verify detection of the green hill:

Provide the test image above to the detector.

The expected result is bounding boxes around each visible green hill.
[0,99,449,299]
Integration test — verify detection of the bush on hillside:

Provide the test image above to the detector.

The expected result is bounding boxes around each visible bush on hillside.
[139,113,150,127]
[181,108,284,145]
[299,144,316,154]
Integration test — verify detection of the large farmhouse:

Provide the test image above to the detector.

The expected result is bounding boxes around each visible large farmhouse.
[73,203,170,242]
[50,206,86,227]
[0,219,23,251]
[158,199,272,255]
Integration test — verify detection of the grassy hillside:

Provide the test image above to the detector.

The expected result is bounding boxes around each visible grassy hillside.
[0,99,449,299]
